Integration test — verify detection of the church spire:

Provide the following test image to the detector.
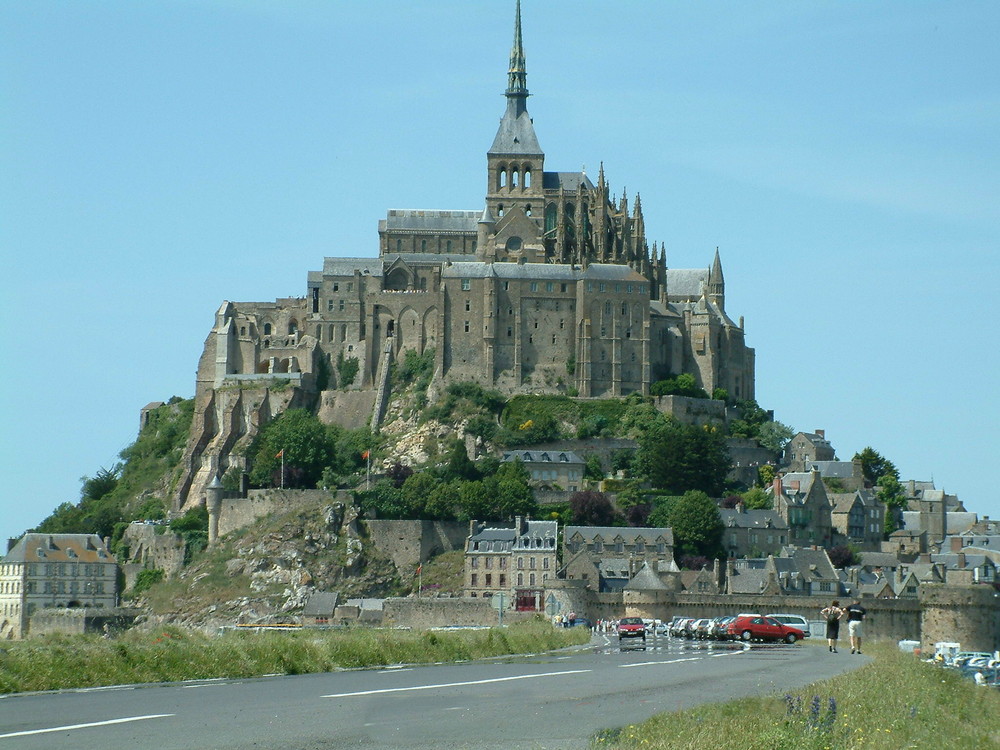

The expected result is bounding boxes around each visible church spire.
[488,1,542,158]
[507,0,528,106]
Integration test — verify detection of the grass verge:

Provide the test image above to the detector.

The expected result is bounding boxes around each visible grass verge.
[0,620,589,695]
[594,641,1000,750]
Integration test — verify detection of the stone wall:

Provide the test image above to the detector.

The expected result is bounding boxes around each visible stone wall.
[121,523,187,585]
[382,596,536,629]
[364,519,468,574]
[653,395,727,426]
[29,607,141,637]
[920,584,1000,653]
[218,489,341,538]
[316,389,377,430]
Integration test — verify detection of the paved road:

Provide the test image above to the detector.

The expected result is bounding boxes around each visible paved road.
[0,634,868,749]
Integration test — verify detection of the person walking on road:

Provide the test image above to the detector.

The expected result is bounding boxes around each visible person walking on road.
[845,598,867,654]
[820,600,844,653]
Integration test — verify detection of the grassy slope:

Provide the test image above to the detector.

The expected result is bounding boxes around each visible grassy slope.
[597,642,1000,750]
[0,620,589,694]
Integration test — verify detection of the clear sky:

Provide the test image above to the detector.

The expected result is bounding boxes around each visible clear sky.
[3,1,998,544]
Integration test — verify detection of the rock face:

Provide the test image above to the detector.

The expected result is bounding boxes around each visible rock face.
[136,498,403,631]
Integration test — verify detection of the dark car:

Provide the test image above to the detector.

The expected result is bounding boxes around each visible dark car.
[726,615,805,644]
[617,617,646,644]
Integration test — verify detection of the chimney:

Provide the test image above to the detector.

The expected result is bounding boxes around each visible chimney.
[815,429,825,439]
[956,552,966,569]
[469,519,478,538]
[515,515,523,534]
[950,537,964,552]
[772,475,783,496]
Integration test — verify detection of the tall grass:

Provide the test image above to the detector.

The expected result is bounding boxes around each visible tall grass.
[0,620,588,694]
[595,642,1000,750]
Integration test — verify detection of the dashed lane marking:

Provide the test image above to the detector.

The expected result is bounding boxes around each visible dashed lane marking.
[322,669,592,698]
[0,714,174,739]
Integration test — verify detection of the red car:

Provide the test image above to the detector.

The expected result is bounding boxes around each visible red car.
[617,617,647,644]
[726,615,804,644]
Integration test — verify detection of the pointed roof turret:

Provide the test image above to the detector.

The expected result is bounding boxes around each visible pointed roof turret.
[489,1,543,157]
[479,206,497,225]
[707,246,725,305]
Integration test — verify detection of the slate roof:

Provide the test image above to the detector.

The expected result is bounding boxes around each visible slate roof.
[565,526,674,545]
[489,108,543,156]
[541,172,595,191]
[320,257,383,277]
[808,461,856,479]
[582,264,647,282]
[720,509,787,529]
[597,557,630,579]
[859,552,902,570]
[727,567,770,594]
[3,533,114,564]
[665,268,708,298]
[302,592,339,617]
[381,209,481,233]
[624,562,670,591]
[502,450,584,465]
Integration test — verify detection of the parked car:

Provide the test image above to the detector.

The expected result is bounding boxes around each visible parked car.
[708,616,736,640]
[767,613,811,637]
[726,615,805,644]
[670,617,692,637]
[617,617,646,644]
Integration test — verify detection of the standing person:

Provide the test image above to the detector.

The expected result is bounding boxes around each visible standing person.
[845,598,867,654]
[820,600,843,653]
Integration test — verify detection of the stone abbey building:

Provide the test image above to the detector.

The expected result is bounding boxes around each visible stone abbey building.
[180,3,755,509]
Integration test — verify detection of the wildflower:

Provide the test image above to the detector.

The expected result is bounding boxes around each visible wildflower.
[808,695,821,729]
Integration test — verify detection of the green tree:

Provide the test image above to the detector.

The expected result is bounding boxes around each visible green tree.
[401,472,438,517]
[441,439,479,482]
[853,447,899,486]
[248,409,336,488]
[336,352,359,389]
[741,486,772,510]
[583,455,604,481]
[877,473,907,535]
[660,490,724,559]
[635,420,730,496]
[425,481,462,519]
[758,464,776,488]
[757,421,795,453]
[355,480,408,518]
[650,373,709,399]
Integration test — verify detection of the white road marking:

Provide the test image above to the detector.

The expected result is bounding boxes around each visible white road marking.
[0,714,174,739]
[378,668,413,674]
[620,657,700,668]
[323,669,592,698]
[72,685,135,694]
[443,706,468,711]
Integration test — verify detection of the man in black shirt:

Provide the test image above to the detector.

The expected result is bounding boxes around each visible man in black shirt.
[846,598,867,654]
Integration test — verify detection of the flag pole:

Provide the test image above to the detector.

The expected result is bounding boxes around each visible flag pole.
[280,450,285,489]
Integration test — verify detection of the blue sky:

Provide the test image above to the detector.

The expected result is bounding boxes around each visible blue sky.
[3,1,998,543]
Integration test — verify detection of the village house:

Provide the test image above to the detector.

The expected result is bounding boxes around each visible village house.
[562,525,676,592]
[719,505,788,559]
[501,449,585,491]
[0,533,119,639]
[783,430,835,472]
[464,517,557,611]
[769,471,835,548]
[829,489,885,551]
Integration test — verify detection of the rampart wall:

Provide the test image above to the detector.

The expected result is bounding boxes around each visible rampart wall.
[382,597,536,629]
[218,489,341,538]
[364,519,468,574]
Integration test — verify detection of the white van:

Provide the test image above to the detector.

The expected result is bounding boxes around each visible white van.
[766,613,811,637]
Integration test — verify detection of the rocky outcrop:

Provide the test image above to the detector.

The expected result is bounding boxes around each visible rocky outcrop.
[135,497,404,631]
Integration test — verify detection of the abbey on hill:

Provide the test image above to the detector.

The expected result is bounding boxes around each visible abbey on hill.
[179,3,754,510]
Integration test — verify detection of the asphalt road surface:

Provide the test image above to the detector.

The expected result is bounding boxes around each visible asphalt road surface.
[0,633,869,749]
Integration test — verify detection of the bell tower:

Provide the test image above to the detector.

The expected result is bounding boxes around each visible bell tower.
[486,0,545,227]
